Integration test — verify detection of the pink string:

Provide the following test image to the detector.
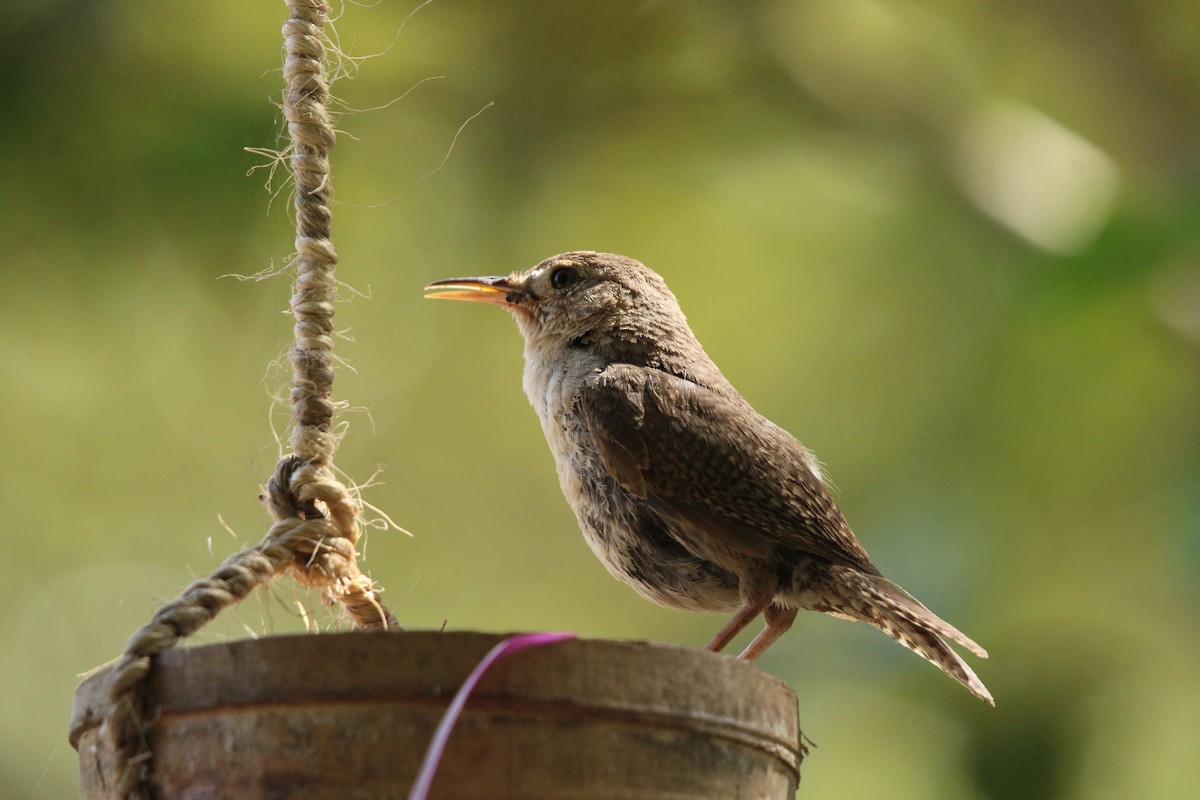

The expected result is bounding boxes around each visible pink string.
[406,632,577,800]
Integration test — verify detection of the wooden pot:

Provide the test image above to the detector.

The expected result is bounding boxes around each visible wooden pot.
[71,631,803,798]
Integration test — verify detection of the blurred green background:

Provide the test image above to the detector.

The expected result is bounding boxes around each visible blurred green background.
[4,1,1199,797]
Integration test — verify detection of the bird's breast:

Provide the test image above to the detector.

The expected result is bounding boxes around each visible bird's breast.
[519,346,741,613]
[521,347,604,498]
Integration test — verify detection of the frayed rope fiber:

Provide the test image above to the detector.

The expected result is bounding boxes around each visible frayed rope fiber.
[101,3,396,799]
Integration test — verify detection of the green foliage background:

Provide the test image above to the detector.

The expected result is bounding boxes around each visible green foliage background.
[4,1,1199,797]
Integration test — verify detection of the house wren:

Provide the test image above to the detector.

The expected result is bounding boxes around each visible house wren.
[426,251,992,704]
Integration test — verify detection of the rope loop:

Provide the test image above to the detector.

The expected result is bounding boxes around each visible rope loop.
[105,459,397,797]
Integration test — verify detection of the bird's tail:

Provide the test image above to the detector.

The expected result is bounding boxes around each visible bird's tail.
[827,567,994,706]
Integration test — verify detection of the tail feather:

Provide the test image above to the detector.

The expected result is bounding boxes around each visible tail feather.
[870,575,990,660]
[828,569,994,706]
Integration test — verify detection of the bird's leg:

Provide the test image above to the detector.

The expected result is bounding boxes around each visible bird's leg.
[737,605,798,662]
[705,598,771,653]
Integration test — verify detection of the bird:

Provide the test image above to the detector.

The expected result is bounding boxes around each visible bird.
[425,251,993,705]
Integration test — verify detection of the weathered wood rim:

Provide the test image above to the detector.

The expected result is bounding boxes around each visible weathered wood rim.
[72,632,802,779]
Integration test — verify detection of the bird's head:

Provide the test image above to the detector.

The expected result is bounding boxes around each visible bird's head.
[425,251,689,353]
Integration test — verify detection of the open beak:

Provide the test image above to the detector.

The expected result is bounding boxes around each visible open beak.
[424,276,520,307]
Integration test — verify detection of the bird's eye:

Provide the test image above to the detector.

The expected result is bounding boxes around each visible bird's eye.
[550,266,580,290]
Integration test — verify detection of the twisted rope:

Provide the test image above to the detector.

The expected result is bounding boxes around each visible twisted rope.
[102,3,396,797]
[284,0,339,464]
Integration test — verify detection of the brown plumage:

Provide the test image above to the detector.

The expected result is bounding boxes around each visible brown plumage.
[426,251,993,704]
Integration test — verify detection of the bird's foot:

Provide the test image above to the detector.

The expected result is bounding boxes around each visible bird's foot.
[706,598,771,653]
[737,606,798,661]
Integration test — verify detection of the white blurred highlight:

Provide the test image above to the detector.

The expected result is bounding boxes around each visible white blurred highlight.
[955,102,1119,254]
